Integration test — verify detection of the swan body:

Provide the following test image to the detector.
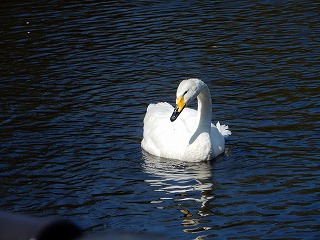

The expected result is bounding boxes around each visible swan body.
[141,78,231,162]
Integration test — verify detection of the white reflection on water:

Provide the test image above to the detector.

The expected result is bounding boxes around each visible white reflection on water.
[142,151,215,221]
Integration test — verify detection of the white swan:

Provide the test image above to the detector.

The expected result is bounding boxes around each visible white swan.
[141,78,231,162]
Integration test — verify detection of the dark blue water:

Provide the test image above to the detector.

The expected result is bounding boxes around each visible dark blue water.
[1,1,319,239]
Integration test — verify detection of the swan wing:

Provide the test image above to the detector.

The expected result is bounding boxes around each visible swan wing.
[142,103,195,159]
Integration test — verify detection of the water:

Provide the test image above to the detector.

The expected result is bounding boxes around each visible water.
[1,1,319,239]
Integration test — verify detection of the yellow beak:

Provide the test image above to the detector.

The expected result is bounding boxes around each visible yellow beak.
[176,96,186,113]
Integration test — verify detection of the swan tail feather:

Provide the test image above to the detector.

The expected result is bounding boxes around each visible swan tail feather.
[216,121,232,138]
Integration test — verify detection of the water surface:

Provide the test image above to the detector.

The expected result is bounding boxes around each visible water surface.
[1,1,319,239]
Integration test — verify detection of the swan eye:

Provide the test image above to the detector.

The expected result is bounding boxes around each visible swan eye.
[183,91,188,95]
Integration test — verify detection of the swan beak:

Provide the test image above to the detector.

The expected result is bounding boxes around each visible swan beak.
[170,96,186,122]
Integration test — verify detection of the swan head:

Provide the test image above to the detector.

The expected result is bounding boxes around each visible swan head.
[170,78,206,122]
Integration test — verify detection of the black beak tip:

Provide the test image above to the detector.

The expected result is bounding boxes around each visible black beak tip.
[170,108,180,122]
[170,115,177,122]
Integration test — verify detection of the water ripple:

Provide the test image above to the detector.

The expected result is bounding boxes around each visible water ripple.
[1,1,319,239]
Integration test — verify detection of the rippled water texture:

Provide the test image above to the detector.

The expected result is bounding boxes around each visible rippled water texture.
[1,1,319,239]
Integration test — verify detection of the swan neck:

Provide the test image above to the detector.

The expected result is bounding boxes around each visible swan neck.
[195,87,212,131]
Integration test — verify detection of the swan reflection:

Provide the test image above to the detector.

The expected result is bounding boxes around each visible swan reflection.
[142,151,215,218]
